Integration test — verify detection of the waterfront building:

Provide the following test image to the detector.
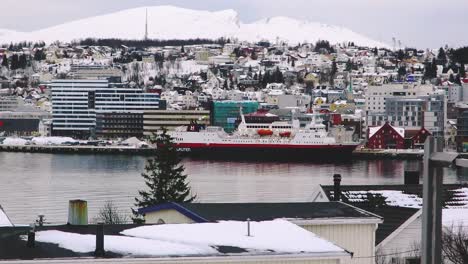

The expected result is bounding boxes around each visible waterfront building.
[366,122,405,149]
[0,103,51,136]
[365,84,446,137]
[51,79,161,138]
[143,110,210,136]
[211,101,259,133]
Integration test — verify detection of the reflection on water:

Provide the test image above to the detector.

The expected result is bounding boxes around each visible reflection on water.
[0,153,464,225]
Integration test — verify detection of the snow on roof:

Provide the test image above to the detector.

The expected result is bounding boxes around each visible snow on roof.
[345,188,468,209]
[368,124,404,138]
[345,190,422,208]
[33,220,347,258]
[0,206,12,227]
[35,230,217,256]
[121,220,346,255]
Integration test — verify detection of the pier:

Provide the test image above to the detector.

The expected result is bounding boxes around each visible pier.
[0,144,155,155]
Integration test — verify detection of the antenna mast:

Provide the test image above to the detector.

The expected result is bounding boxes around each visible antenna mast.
[144,8,148,40]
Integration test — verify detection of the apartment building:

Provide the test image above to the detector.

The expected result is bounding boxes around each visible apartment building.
[365,84,446,137]
[51,79,161,138]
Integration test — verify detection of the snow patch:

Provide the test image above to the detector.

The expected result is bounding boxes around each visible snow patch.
[32,137,76,145]
[2,137,28,146]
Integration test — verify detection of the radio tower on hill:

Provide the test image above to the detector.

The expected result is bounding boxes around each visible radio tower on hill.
[144,8,148,40]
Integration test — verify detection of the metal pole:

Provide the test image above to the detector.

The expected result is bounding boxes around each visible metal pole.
[421,136,443,264]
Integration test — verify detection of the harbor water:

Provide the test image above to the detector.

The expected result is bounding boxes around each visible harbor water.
[0,152,466,225]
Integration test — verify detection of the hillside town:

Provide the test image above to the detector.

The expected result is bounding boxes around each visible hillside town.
[0,39,467,153]
[1,36,468,264]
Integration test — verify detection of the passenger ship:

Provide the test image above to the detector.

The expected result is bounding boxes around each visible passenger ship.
[168,111,360,160]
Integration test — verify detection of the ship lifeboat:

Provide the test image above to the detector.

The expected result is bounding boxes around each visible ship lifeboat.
[257,129,273,136]
[279,131,291,137]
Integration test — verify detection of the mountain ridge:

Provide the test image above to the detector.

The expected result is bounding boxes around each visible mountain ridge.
[0,5,388,47]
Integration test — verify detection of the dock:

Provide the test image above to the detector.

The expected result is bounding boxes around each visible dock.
[0,144,155,155]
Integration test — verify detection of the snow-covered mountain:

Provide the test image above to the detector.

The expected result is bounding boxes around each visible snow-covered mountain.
[0,6,388,47]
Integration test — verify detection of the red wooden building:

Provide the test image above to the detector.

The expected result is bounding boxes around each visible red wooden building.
[409,127,431,149]
[366,122,405,149]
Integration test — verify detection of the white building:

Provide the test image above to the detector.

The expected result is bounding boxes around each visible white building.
[51,79,160,137]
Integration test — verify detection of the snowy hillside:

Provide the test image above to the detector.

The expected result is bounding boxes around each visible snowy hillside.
[0,5,388,47]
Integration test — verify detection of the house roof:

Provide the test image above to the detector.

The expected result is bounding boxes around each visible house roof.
[321,184,468,209]
[139,202,381,223]
[319,184,468,245]
[368,123,405,138]
[0,221,351,260]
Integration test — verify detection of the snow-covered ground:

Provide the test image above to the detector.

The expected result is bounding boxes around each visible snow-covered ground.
[2,138,28,146]
[34,220,347,257]
[31,137,76,145]
[0,6,388,48]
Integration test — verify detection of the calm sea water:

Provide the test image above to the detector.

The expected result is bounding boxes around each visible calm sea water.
[0,152,466,225]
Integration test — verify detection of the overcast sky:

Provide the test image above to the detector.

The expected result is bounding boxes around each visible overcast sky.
[1,0,467,48]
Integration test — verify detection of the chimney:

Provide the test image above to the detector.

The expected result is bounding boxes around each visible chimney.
[333,174,342,201]
[68,200,88,225]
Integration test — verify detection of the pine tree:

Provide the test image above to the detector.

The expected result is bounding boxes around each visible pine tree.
[437,47,447,65]
[346,59,353,72]
[330,60,337,84]
[10,54,19,70]
[19,54,27,68]
[460,63,466,78]
[398,66,407,80]
[1,55,8,69]
[449,74,455,83]
[132,129,196,222]
[291,59,295,67]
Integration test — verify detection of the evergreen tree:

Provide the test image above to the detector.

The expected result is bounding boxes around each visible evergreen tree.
[274,67,284,83]
[181,45,185,53]
[455,74,462,85]
[345,59,353,72]
[19,54,27,68]
[432,58,438,78]
[132,129,195,222]
[1,56,8,69]
[460,63,466,78]
[262,71,270,87]
[449,74,455,83]
[398,66,407,80]
[10,54,19,70]
[437,47,447,65]
[330,59,337,84]
[291,59,295,67]
[396,49,405,61]
[223,78,228,89]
